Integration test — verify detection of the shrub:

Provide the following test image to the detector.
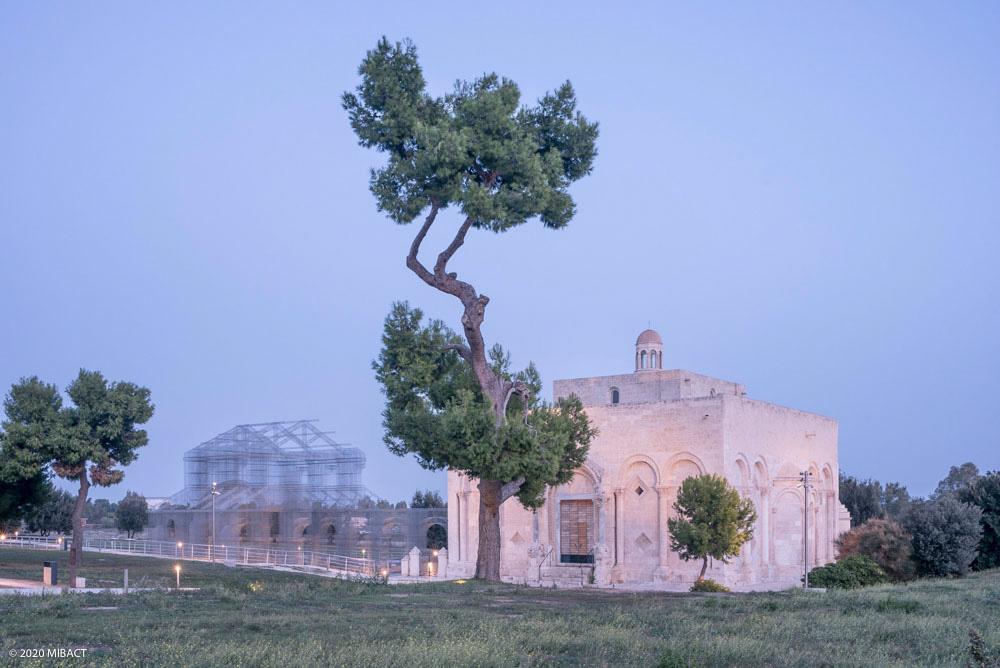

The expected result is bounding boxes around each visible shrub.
[836,518,915,581]
[806,554,888,589]
[903,496,982,577]
[960,471,1000,571]
[689,578,730,593]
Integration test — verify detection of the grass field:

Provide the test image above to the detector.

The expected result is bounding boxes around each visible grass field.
[1,547,998,667]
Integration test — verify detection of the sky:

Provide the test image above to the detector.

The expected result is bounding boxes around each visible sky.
[1,2,998,502]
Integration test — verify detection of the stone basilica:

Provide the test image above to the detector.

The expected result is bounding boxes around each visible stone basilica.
[446,329,850,590]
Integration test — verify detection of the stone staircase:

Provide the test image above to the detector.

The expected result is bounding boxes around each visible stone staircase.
[539,564,593,588]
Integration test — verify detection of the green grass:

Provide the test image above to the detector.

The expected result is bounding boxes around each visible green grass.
[1,547,998,667]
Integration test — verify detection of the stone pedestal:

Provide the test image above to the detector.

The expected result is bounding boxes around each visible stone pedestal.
[406,546,421,577]
[436,548,448,579]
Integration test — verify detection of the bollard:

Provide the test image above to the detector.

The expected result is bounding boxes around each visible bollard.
[43,561,58,586]
[123,568,129,594]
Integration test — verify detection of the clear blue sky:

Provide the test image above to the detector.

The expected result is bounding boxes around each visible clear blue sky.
[2,2,998,502]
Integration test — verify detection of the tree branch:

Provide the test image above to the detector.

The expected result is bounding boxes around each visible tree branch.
[443,342,473,362]
[405,202,440,288]
[501,477,525,502]
[434,215,475,279]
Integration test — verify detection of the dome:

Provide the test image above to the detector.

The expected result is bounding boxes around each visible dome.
[635,329,663,346]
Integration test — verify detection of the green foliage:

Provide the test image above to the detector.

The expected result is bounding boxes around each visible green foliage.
[839,473,912,525]
[343,37,598,232]
[24,488,75,535]
[839,473,885,527]
[933,462,980,500]
[0,546,999,666]
[115,491,149,538]
[836,519,916,581]
[959,471,1000,570]
[806,554,889,589]
[2,370,154,488]
[903,496,982,577]
[411,490,445,508]
[426,523,447,550]
[881,482,911,521]
[667,474,756,575]
[689,578,730,593]
[0,469,49,530]
[373,303,595,508]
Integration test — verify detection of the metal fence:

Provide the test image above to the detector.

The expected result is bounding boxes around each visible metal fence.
[0,534,375,577]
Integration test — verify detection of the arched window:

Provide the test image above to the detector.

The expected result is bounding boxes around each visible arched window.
[611,388,620,405]
[640,350,647,369]
[326,524,336,545]
[167,519,175,538]
[649,351,657,368]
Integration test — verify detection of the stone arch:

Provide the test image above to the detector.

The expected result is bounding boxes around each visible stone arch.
[735,455,752,490]
[664,452,706,486]
[292,517,311,542]
[821,464,835,490]
[618,454,661,489]
[426,523,447,550]
[772,488,804,568]
[610,387,620,405]
[753,459,770,489]
[166,519,176,539]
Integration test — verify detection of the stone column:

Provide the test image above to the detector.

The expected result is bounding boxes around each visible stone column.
[611,488,625,583]
[654,485,671,580]
[436,548,448,579]
[460,491,471,564]
[760,488,771,569]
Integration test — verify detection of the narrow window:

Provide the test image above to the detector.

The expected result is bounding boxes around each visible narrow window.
[650,351,657,368]
[559,500,595,564]
[640,350,647,369]
[611,388,620,405]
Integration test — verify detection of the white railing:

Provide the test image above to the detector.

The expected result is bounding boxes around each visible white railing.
[0,534,374,576]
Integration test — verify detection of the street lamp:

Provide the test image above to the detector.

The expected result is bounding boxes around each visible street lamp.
[174,563,181,590]
[210,481,220,562]
[800,470,813,589]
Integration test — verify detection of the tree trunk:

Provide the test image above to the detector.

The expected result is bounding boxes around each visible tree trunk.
[406,203,528,583]
[68,470,90,589]
[475,479,503,581]
[698,556,708,581]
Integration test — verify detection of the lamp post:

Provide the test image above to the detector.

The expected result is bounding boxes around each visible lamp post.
[174,564,181,590]
[210,481,220,562]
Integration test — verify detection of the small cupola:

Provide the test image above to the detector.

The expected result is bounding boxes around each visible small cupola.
[635,328,663,372]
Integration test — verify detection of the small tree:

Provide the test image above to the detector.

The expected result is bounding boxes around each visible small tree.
[25,488,75,536]
[411,490,445,508]
[903,496,982,577]
[836,518,915,581]
[960,470,1000,570]
[115,491,149,538]
[667,474,756,581]
[2,371,154,587]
